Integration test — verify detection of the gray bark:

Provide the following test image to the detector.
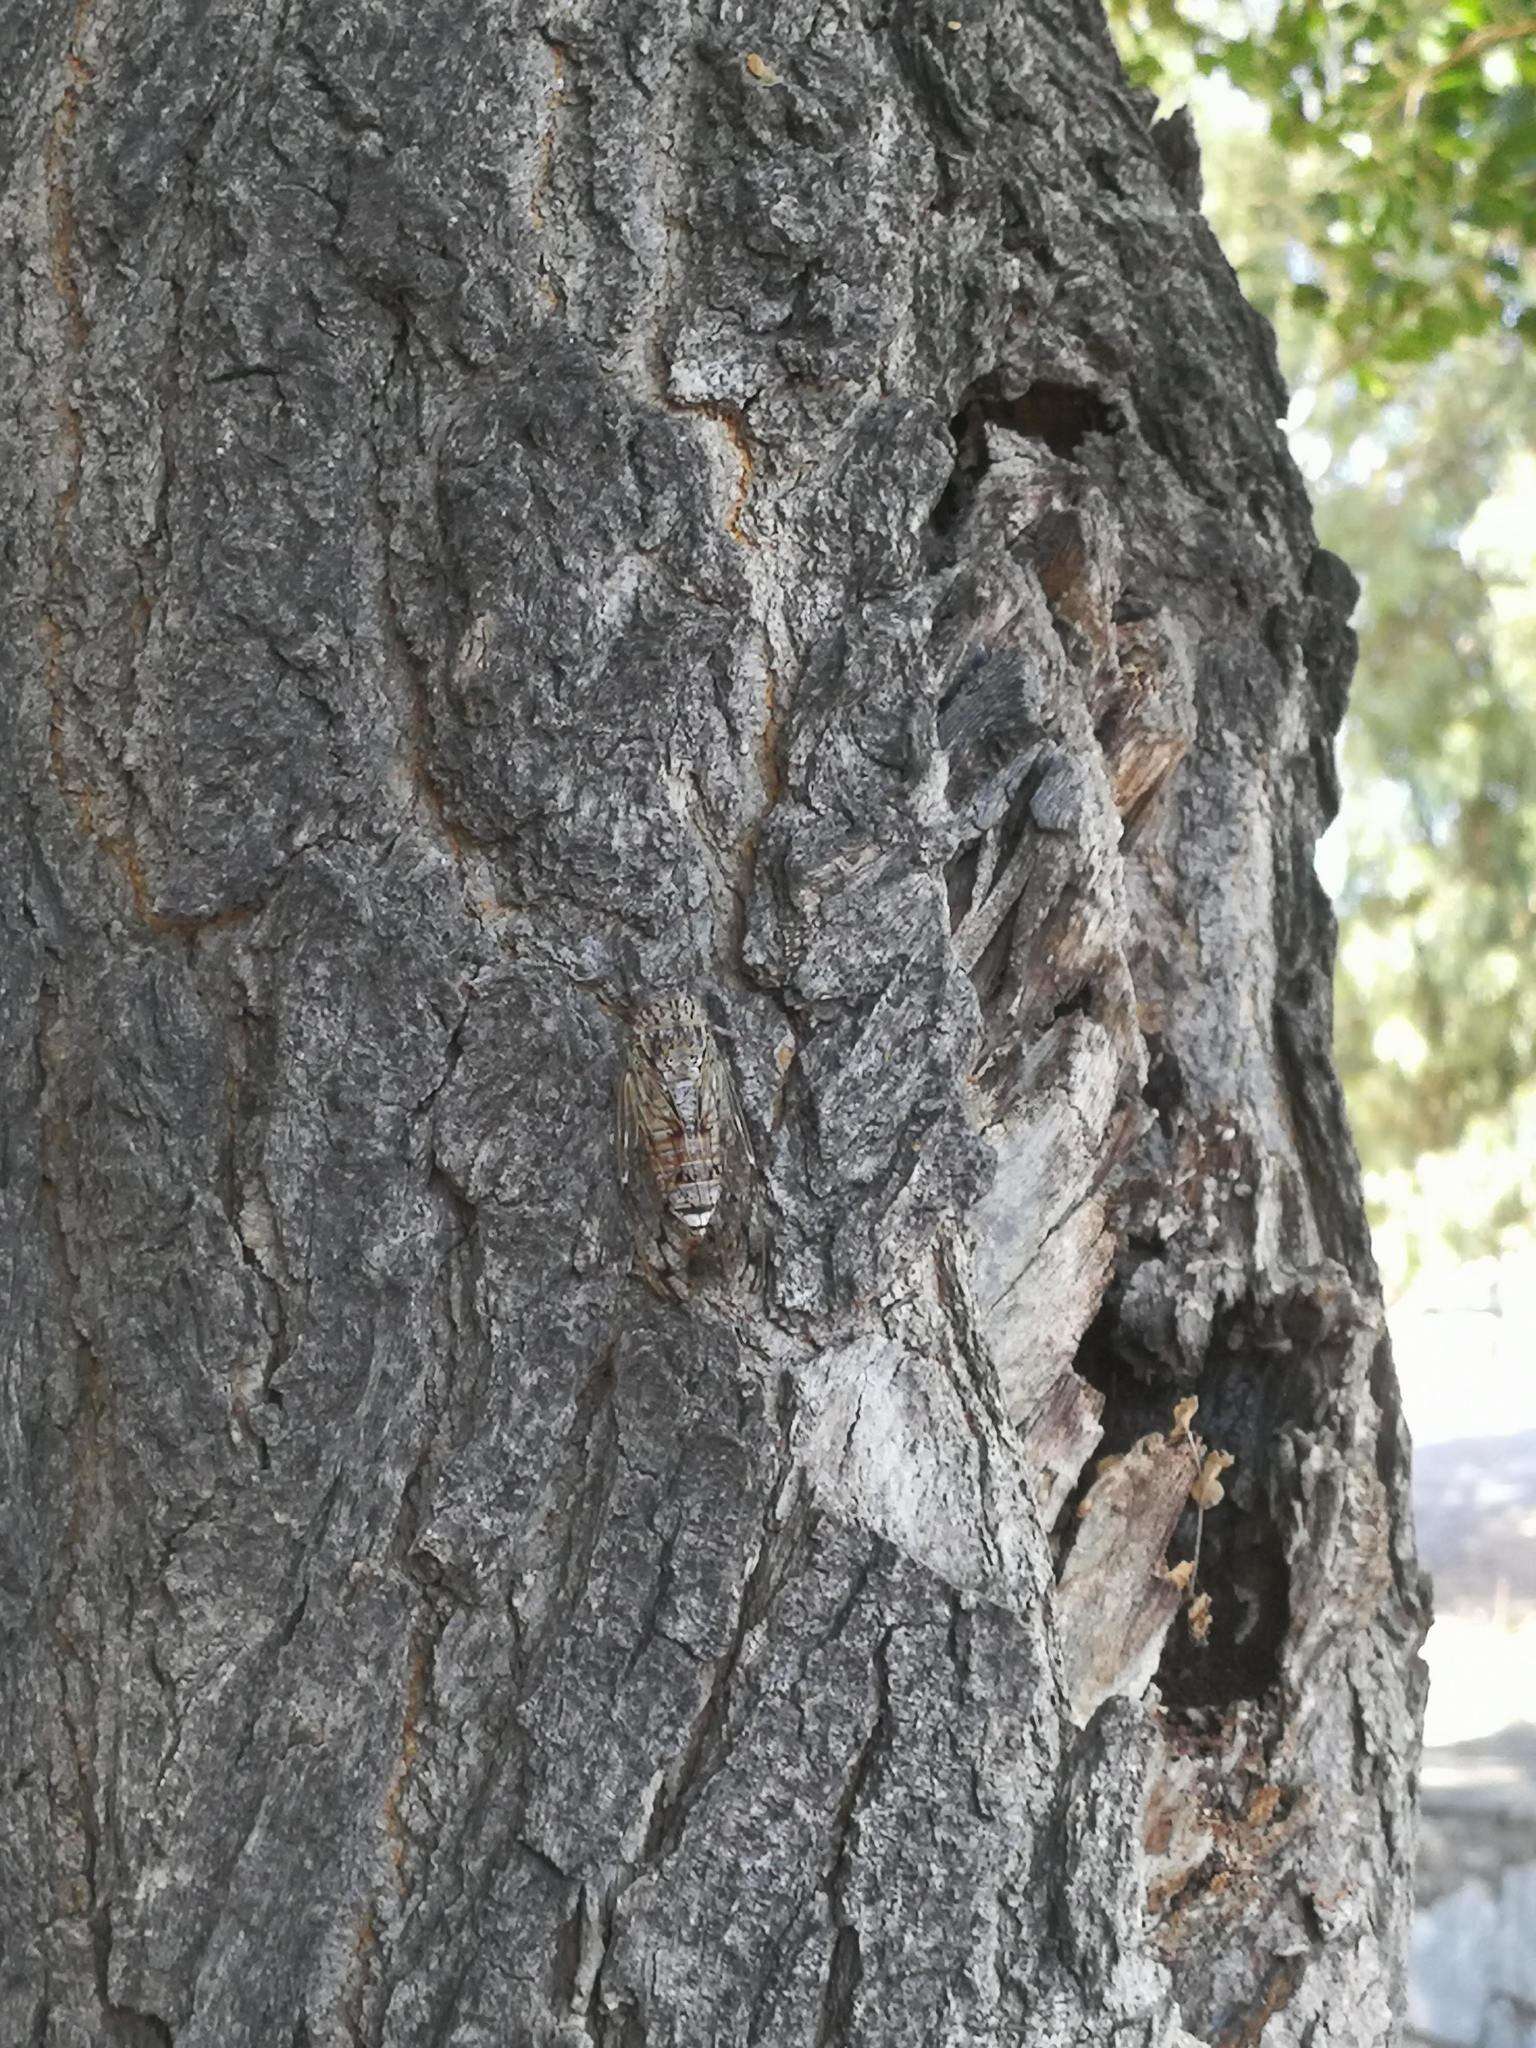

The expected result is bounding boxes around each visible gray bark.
[0,2,1427,2044]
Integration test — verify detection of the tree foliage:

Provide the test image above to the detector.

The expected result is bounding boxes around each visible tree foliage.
[1111,0,1536,385]
[1321,351,1536,1285]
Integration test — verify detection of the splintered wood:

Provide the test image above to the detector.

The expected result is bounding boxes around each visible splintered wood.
[1056,1429,1214,1728]
[1020,1364,1107,1528]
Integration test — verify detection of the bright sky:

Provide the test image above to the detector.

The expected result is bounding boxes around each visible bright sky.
[1392,1252,1536,1746]
[1422,1615,1536,1748]
[1392,1252,1536,1448]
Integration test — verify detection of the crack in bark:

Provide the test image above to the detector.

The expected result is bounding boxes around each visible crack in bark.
[93,1904,174,2046]
[812,1625,893,2048]
[529,38,569,266]
[371,308,476,887]
[638,1469,812,1876]
[341,1594,454,2045]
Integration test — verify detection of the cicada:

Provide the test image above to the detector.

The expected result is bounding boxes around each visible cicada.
[616,992,759,1299]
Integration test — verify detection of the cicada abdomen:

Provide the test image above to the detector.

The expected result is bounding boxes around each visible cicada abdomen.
[617,993,758,1299]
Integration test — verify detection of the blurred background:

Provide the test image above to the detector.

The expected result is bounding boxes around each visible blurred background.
[1106,4,1536,2041]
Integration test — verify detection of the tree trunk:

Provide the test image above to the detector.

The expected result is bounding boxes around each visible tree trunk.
[0,2,1428,2043]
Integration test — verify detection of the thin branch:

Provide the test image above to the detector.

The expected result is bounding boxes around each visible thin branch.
[1382,19,1536,121]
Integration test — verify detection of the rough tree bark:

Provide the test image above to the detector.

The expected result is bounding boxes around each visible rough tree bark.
[0,1,1429,2043]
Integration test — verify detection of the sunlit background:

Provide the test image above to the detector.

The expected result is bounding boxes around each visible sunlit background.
[1108,5,1536,2041]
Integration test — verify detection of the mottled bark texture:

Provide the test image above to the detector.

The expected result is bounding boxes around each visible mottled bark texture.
[0,2,1428,2043]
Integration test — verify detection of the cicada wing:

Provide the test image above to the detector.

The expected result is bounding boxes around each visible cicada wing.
[615,1060,648,1198]
[701,1041,766,1293]
[616,1060,666,1274]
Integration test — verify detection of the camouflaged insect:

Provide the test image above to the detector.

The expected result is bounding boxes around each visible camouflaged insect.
[616,992,759,1298]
